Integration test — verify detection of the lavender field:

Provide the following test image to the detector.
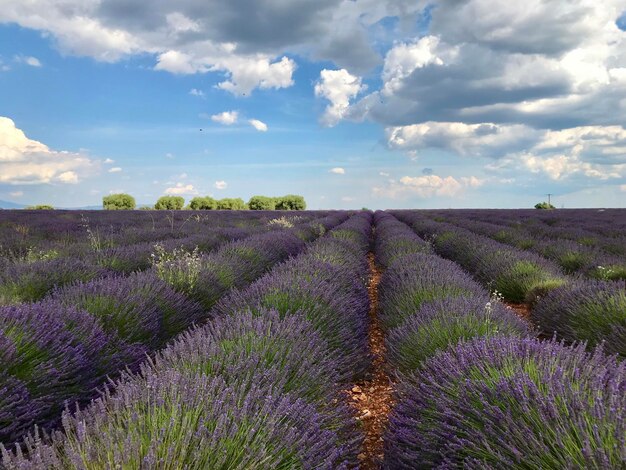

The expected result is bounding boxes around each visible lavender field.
[0,209,624,469]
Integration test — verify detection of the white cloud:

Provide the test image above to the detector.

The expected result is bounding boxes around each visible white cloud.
[0,116,98,184]
[165,153,174,159]
[9,191,23,197]
[484,125,626,180]
[216,56,296,96]
[379,171,390,177]
[620,184,626,192]
[164,183,198,196]
[211,111,238,125]
[386,122,540,158]
[108,167,122,173]
[189,88,205,98]
[315,69,366,126]
[381,36,456,96]
[373,174,484,199]
[15,55,42,67]
[341,196,355,202]
[343,0,626,135]
[155,51,296,96]
[103,158,115,164]
[214,180,227,189]
[330,167,345,174]
[248,119,268,132]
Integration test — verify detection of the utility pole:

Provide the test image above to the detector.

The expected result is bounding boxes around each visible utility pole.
[546,193,553,206]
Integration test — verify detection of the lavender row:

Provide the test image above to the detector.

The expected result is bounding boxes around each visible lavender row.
[2,212,372,468]
[409,213,626,355]
[374,211,529,372]
[372,211,431,268]
[0,212,333,304]
[385,337,626,468]
[0,210,326,256]
[0,212,350,446]
[391,210,567,303]
[531,280,626,357]
[375,214,626,468]
[412,212,626,354]
[422,208,626,240]
[424,211,626,280]
[0,210,295,260]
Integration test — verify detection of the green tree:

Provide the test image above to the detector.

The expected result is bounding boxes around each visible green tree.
[534,202,555,210]
[103,193,136,210]
[275,194,306,210]
[25,205,54,210]
[216,198,247,210]
[155,196,185,210]
[189,196,217,210]
[248,195,276,210]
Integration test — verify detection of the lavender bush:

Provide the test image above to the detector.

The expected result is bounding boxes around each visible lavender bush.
[213,264,370,379]
[379,252,487,329]
[0,259,110,305]
[386,296,531,375]
[50,271,204,347]
[373,211,431,268]
[385,336,626,469]
[2,371,353,469]
[532,280,626,356]
[0,301,141,443]
[153,309,361,450]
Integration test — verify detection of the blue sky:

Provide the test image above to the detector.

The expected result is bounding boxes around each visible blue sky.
[1,1,625,209]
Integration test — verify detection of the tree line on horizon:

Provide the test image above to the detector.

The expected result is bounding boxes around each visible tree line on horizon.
[101,193,307,211]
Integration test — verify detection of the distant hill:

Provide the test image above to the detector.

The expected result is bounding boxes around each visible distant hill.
[0,200,26,209]
[0,201,105,210]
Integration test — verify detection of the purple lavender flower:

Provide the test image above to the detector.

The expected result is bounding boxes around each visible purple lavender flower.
[379,252,487,329]
[50,271,205,347]
[387,296,531,375]
[0,300,140,444]
[532,279,626,356]
[385,336,626,469]
[3,370,356,469]
[374,211,431,268]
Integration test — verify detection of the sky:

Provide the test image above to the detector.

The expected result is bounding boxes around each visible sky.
[0,0,625,209]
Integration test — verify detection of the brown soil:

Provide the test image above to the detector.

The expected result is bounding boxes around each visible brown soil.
[346,252,394,469]
[504,301,532,322]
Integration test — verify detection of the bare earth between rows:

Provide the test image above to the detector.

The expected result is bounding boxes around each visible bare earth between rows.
[346,252,393,469]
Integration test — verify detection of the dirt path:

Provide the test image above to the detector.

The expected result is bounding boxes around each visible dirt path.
[347,252,393,469]
[504,301,532,322]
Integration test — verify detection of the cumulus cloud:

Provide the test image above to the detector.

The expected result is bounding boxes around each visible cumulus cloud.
[164,183,198,196]
[211,111,239,125]
[373,174,484,199]
[103,158,115,164]
[386,122,540,157]
[330,167,345,174]
[0,116,98,184]
[485,125,626,180]
[214,180,227,189]
[189,88,205,97]
[248,119,268,132]
[9,191,23,197]
[108,167,122,173]
[315,69,366,126]
[0,0,426,85]
[342,0,626,145]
